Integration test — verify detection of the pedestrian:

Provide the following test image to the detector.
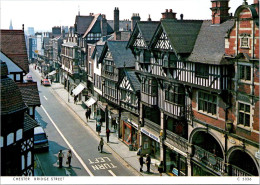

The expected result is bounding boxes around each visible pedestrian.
[40,79,43,85]
[85,110,89,122]
[139,154,144,172]
[146,154,151,173]
[58,150,64,168]
[97,122,101,136]
[99,137,104,153]
[106,128,110,143]
[87,108,91,120]
[74,95,77,104]
[158,161,164,176]
[67,150,72,167]
[50,78,52,84]
[137,145,142,156]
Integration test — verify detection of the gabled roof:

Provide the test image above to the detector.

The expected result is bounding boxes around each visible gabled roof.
[82,14,114,38]
[24,113,39,132]
[124,70,140,92]
[1,62,27,115]
[17,82,41,107]
[75,15,94,35]
[188,20,235,65]
[150,19,203,54]
[91,44,105,59]
[0,52,23,74]
[127,21,159,48]
[0,29,29,73]
[99,41,135,68]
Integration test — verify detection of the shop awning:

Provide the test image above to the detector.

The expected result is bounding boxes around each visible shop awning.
[84,97,97,107]
[48,70,56,76]
[72,83,85,96]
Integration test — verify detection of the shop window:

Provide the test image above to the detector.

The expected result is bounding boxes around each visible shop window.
[239,65,251,81]
[195,63,209,78]
[198,91,217,115]
[238,103,251,127]
[123,123,132,144]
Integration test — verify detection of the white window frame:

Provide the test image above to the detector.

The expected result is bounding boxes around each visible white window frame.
[237,101,252,131]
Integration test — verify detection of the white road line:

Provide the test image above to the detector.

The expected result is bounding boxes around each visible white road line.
[108,170,116,176]
[41,105,94,176]
[43,96,48,100]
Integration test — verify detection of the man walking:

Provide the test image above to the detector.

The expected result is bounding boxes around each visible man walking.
[106,128,110,143]
[58,150,64,168]
[67,150,72,167]
[139,154,144,172]
[146,154,151,173]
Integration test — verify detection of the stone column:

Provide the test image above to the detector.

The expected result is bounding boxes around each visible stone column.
[187,143,193,176]
[160,111,164,162]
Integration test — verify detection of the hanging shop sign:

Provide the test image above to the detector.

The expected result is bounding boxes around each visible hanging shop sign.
[141,128,159,142]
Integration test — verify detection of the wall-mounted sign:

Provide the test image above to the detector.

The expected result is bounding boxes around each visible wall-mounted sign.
[255,150,260,160]
[141,128,159,142]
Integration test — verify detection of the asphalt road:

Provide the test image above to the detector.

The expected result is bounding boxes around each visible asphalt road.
[28,66,139,176]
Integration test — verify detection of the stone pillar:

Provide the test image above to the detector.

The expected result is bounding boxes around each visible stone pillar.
[187,143,193,176]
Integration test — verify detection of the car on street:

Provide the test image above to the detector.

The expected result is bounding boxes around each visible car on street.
[26,75,33,82]
[42,79,51,86]
[34,126,49,152]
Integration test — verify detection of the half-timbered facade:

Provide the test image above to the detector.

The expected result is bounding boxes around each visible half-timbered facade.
[119,70,140,147]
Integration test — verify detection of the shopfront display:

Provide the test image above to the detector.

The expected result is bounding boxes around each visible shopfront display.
[122,121,138,148]
[141,134,160,160]
[165,146,187,176]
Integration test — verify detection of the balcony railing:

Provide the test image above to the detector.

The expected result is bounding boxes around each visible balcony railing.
[144,118,160,133]
[121,101,139,115]
[193,145,225,174]
[141,92,157,106]
[165,130,188,152]
[230,164,253,176]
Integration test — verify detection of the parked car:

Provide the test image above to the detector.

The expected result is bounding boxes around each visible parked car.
[34,126,49,152]
[42,79,51,86]
[26,75,33,82]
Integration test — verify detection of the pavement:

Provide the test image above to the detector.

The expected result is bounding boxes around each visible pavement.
[33,66,166,176]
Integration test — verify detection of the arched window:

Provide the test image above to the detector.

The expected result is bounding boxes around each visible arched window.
[16,129,23,141]
[27,151,32,167]
[21,155,25,170]
[7,133,14,146]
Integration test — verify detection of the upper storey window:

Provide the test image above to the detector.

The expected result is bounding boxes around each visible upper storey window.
[195,63,209,78]
[239,65,251,81]
[240,33,250,49]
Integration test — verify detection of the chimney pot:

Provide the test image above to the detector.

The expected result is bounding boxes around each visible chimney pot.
[170,9,172,12]
[180,14,184,20]
[22,24,24,31]
[166,9,168,12]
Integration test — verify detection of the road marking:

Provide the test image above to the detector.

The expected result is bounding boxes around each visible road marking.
[65,168,71,176]
[108,170,116,176]
[43,96,48,100]
[41,105,94,176]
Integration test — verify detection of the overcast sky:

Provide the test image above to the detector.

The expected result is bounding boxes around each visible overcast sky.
[1,0,250,32]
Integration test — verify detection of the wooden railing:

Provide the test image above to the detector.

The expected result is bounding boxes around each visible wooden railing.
[144,118,160,133]
[193,145,225,174]
[165,130,188,152]
[230,164,253,176]
[141,92,157,106]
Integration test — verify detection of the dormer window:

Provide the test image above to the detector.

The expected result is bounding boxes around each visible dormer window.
[240,33,250,49]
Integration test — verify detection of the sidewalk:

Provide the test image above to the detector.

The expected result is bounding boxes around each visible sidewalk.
[33,66,165,176]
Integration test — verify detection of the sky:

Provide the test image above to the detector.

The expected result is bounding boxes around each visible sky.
[1,0,251,32]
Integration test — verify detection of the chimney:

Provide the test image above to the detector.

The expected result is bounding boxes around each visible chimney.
[131,13,141,31]
[22,24,24,31]
[180,14,184,20]
[114,7,119,32]
[101,14,107,37]
[210,0,230,24]
[126,23,129,31]
[147,14,152,21]
[161,9,177,20]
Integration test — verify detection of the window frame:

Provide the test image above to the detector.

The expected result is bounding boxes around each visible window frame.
[195,63,209,78]
[237,102,251,128]
[197,91,218,117]
[239,64,251,82]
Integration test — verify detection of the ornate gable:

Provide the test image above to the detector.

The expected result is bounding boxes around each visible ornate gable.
[154,31,173,50]
[133,32,147,48]
[120,76,133,91]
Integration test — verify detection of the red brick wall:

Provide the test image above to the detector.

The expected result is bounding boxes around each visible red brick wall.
[192,90,226,130]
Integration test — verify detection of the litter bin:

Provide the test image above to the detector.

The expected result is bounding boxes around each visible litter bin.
[129,144,133,151]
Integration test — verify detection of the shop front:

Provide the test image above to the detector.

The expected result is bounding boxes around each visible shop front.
[122,120,138,150]
[165,145,187,176]
[141,128,160,160]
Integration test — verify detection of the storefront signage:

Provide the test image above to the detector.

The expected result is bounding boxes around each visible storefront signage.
[128,119,138,128]
[141,128,159,142]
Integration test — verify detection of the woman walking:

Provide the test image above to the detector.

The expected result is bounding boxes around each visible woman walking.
[58,150,64,168]
[158,161,164,176]
[99,137,104,153]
